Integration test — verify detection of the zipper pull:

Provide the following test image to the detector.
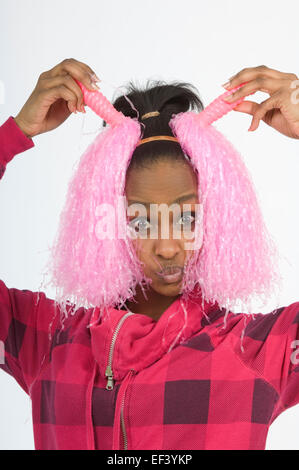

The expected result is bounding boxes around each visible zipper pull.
[105,365,114,390]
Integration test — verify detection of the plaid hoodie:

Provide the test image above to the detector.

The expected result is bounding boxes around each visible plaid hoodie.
[1,116,299,450]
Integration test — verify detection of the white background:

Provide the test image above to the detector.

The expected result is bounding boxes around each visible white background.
[0,0,299,450]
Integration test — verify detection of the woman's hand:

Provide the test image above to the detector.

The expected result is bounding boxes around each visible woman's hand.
[222,65,299,139]
[14,58,101,139]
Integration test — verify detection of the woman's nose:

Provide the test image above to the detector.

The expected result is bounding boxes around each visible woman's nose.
[154,238,181,259]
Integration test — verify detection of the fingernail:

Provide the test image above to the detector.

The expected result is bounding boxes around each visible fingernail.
[221,80,231,89]
[90,73,101,83]
[248,120,255,131]
[91,82,100,90]
[223,93,234,102]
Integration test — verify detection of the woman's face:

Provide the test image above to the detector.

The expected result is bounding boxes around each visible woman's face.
[125,158,200,297]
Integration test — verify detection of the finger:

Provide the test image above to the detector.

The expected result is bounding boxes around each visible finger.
[224,65,291,90]
[40,84,79,114]
[223,77,284,103]
[39,74,86,112]
[232,100,260,116]
[64,58,100,82]
[248,93,281,131]
[45,58,100,93]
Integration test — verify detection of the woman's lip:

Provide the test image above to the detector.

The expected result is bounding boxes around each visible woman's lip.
[156,267,183,284]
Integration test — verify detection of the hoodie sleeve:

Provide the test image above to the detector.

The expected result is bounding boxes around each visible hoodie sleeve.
[0,281,61,395]
[0,116,35,179]
[0,117,59,394]
[232,302,299,421]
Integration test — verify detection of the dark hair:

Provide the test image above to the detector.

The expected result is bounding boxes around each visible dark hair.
[103,79,204,170]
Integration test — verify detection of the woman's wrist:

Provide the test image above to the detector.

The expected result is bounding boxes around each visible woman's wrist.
[13,116,34,139]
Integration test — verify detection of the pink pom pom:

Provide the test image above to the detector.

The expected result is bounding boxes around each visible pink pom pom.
[75,80,126,127]
[41,108,150,318]
[169,109,283,313]
[197,82,248,126]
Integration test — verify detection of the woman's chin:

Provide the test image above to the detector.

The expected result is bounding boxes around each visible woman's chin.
[151,279,183,297]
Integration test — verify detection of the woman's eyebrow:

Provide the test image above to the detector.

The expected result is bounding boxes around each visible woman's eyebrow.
[172,193,198,204]
[127,193,198,207]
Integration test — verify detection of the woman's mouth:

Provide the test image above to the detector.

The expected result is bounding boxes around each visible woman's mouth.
[155,266,184,284]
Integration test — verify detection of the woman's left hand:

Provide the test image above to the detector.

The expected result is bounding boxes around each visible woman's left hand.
[222,65,299,139]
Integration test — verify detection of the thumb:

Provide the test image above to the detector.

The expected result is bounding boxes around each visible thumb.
[232,100,259,116]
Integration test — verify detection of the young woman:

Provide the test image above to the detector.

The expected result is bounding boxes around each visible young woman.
[0,59,299,450]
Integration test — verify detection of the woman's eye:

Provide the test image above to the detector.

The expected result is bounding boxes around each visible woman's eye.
[128,217,150,233]
[127,212,196,234]
[178,212,196,226]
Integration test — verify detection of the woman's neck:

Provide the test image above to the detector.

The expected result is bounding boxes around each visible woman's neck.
[124,286,180,322]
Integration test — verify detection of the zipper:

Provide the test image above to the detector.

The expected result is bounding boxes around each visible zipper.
[120,390,128,449]
[105,311,134,390]
[120,370,134,450]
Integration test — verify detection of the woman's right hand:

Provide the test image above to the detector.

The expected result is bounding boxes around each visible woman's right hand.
[14,58,101,139]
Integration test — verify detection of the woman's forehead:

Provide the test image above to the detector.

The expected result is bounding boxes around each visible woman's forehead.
[125,160,198,202]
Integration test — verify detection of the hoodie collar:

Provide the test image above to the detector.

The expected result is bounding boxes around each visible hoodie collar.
[89,288,218,383]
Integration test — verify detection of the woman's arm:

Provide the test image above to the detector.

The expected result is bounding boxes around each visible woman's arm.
[0,58,100,391]
[222,65,299,139]
[223,65,299,421]
[0,58,100,179]
[0,281,58,394]
[0,116,35,179]
[232,302,299,423]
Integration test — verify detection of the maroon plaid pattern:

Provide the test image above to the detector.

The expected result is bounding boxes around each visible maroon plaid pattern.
[1,280,299,450]
[1,116,299,450]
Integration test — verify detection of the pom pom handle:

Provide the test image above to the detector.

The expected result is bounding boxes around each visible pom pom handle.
[75,80,126,128]
[197,82,251,126]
